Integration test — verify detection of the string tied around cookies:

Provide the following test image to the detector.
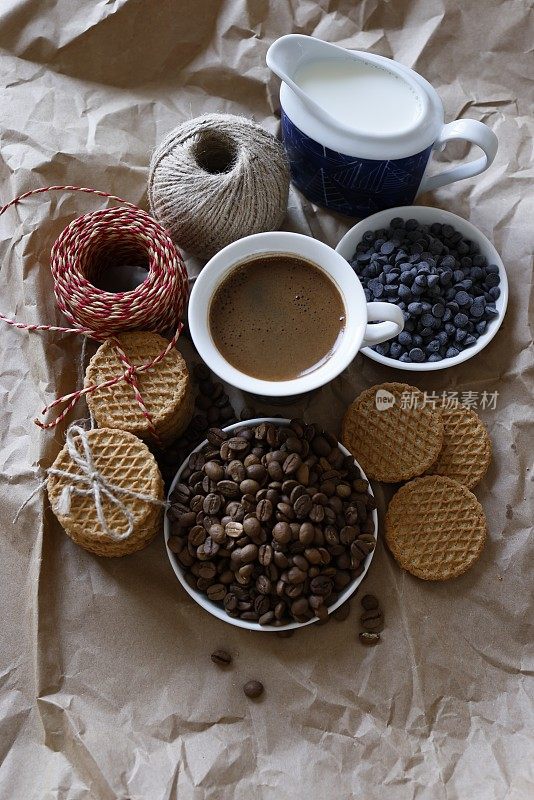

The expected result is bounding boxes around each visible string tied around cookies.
[46,424,168,541]
[35,325,183,443]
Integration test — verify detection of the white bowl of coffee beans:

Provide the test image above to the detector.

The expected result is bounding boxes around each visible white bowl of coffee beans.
[336,206,508,371]
[164,418,378,632]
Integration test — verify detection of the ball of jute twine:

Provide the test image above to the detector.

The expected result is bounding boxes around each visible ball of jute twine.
[148,113,290,260]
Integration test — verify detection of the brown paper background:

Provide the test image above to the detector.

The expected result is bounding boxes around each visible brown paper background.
[0,1,533,798]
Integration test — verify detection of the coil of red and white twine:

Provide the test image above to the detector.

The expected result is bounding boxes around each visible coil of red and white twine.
[0,186,189,439]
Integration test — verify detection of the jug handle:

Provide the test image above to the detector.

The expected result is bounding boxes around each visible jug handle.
[418,119,498,194]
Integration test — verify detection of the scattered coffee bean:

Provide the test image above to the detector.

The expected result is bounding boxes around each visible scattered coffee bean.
[359,631,381,646]
[361,594,379,610]
[210,649,232,666]
[360,609,384,632]
[243,680,264,699]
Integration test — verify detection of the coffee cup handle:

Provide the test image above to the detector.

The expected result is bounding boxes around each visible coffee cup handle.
[363,302,404,346]
[418,119,498,194]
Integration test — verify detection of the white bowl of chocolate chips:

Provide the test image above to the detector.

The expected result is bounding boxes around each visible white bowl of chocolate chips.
[164,418,378,632]
[336,206,508,371]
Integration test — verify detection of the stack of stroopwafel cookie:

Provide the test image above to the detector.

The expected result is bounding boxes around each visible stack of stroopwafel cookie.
[46,331,194,557]
[47,427,165,557]
[342,382,492,581]
[85,331,194,447]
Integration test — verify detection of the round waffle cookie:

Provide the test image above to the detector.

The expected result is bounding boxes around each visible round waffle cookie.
[385,475,487,580]
[47,428,164,557]
[85,331,193,446]
[341,383,444,483]
[427,404,491,489]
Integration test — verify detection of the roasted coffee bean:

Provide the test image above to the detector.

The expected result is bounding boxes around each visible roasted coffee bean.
[243,516,261,539]
[310,575,333,596]
[177,548,194,567]
[197,537,219,560]
[167,535,184,553]
[188,526,207,547]
[267,488,281,504]
[225,521,243,538]
[288,566,307,584]
[209,523,226,544]
[218,480,239,498]
[189,451,205,472]
[171,482,191,504]
[228,436,248,452]
[225,502,244,522]
[184,572,198,591]
[256,574,272,595]
[207,583,227,602]
[203,493,221,515]
[246,463,267,483]
[241,611,259,621]
[355,538,374,557]
[220,441,232,461]
[274,551,289,569]
[237,564,254,584]
[240,479,259,495]
[309,504,325,523]
[289,485,305,504]
[291,597,310,618]
[210,648,232,666]
[285,583,303,600]
[359,631,380,646]
[259,611,275,626]
[324,526,339,547]
[272,521,291,544]
[304,547,322,565]
[283,453,302,475]
[258,544,273,566]
[254,594,270,616]
[239,544,258,564]
[360,609,384,631]
[291,554,309,572]
[256,499,273,522]
[227,460,246,482]
[295,462,310,486]
[276,502,294,520]
[339,525,357,545]
[243,680,264,699]
[267,460,284,481]
[294,493,312,519]
[298,522,315,545]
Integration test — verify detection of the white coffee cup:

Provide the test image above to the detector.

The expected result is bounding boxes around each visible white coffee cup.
[188,231,404,397]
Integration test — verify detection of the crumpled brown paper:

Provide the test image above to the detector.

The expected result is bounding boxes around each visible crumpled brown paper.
[0,1,533,798]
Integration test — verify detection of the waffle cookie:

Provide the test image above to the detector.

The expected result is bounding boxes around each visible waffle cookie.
[385,475,487,580]
[47,427,164,557]
[427,404,491,489]
[85,331,193,446]
[341,383,444,483]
